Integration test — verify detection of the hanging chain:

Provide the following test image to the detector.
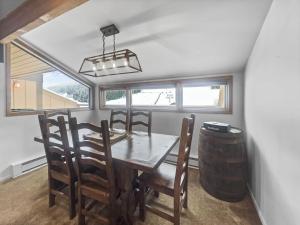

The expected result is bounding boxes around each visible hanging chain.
[100,28,117,60]
[113,34,116,52]
[102,34,105,57]
[113,34,116,60]
[99,26,106,59]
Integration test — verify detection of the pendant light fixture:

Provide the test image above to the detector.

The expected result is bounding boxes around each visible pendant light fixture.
[79,24,142,77]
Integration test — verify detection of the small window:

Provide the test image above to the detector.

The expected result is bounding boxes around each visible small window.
[131,88,176,107]
[104,89,126,106]
[7,42,92,115]
[182,85,225,108]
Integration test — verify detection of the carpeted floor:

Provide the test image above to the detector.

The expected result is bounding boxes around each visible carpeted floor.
[0,166,261,225]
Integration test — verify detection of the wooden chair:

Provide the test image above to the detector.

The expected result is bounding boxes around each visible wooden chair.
[44,109,71,129]
[129,110,152,136]
[110,109,129,131]
[38,114,76,219]
[139,114,195,225]
[69,118,117,225]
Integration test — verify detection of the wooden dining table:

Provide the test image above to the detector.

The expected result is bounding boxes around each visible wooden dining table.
[34,129,179,225]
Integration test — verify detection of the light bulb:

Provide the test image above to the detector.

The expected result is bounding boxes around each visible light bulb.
[112,61,116,68]
[92,65,97,71]
[102,63,106,69]
[124,60,128,66]
[14,82,21,88]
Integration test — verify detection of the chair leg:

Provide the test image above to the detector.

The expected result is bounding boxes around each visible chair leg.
[154,190,160,198]
[183,169,189,209]
[174,195,180,225]
[139,183,145,221]
[183,191,188,209]
[49,192,55,207]
[183,184,188,209]
[48,178,56,207]
[78,193,85,225]
[69,182,76,219]
[109,202,117,225]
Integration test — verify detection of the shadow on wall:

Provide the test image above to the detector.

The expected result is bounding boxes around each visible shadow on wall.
[246,133,294,225]
[246,134,262,205]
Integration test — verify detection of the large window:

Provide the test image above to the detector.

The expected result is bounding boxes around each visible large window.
[100,76,232,113]
[6,41,93,115]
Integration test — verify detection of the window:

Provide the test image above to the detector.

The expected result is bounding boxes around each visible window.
[105,89,126,106]
[100,76,232,113]
[6,41,93,115]
[182,85,226,108]
[131,87,176,107]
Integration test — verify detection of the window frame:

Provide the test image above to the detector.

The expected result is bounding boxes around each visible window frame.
[5,39,95,117]
[180,77,232,113]
[99,76,233,114]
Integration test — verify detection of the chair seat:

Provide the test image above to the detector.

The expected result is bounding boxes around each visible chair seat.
[141,163,176,196]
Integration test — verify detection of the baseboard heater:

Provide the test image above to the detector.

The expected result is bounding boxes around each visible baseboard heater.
[10,153,197,178]
[11,155,47,178]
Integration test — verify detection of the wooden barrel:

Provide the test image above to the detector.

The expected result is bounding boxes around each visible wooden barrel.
[198,127,247,202]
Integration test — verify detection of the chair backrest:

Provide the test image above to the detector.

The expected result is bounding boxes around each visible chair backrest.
[174,114,195,190]
[44,110,71,129]
[38,114,74,177]
[69,118,116,195]
[129,110,152,136]
[110,109,129,131]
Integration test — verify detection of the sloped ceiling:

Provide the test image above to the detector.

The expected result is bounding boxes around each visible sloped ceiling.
[22,0,272,84]
[0,0,26,20]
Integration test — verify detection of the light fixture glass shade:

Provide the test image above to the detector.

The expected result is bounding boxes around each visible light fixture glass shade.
[79,49,142,77]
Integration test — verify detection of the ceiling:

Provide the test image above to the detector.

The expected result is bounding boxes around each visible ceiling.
[22,0,273,84]
[0,0,25,20]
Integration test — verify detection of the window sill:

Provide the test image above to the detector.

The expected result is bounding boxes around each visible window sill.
[99,106,232,114]
[6,107,93,117]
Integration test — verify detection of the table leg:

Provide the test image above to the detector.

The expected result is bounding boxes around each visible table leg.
[115,163,139,225]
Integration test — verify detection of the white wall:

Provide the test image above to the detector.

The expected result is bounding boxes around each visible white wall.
[96,72,245,159]
[0,62,96,181]
[244,0,300,224]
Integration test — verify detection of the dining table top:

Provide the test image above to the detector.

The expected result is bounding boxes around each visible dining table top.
[34,130,179,173]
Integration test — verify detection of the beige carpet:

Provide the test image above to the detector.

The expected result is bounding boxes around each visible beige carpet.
[0,166,261,225]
